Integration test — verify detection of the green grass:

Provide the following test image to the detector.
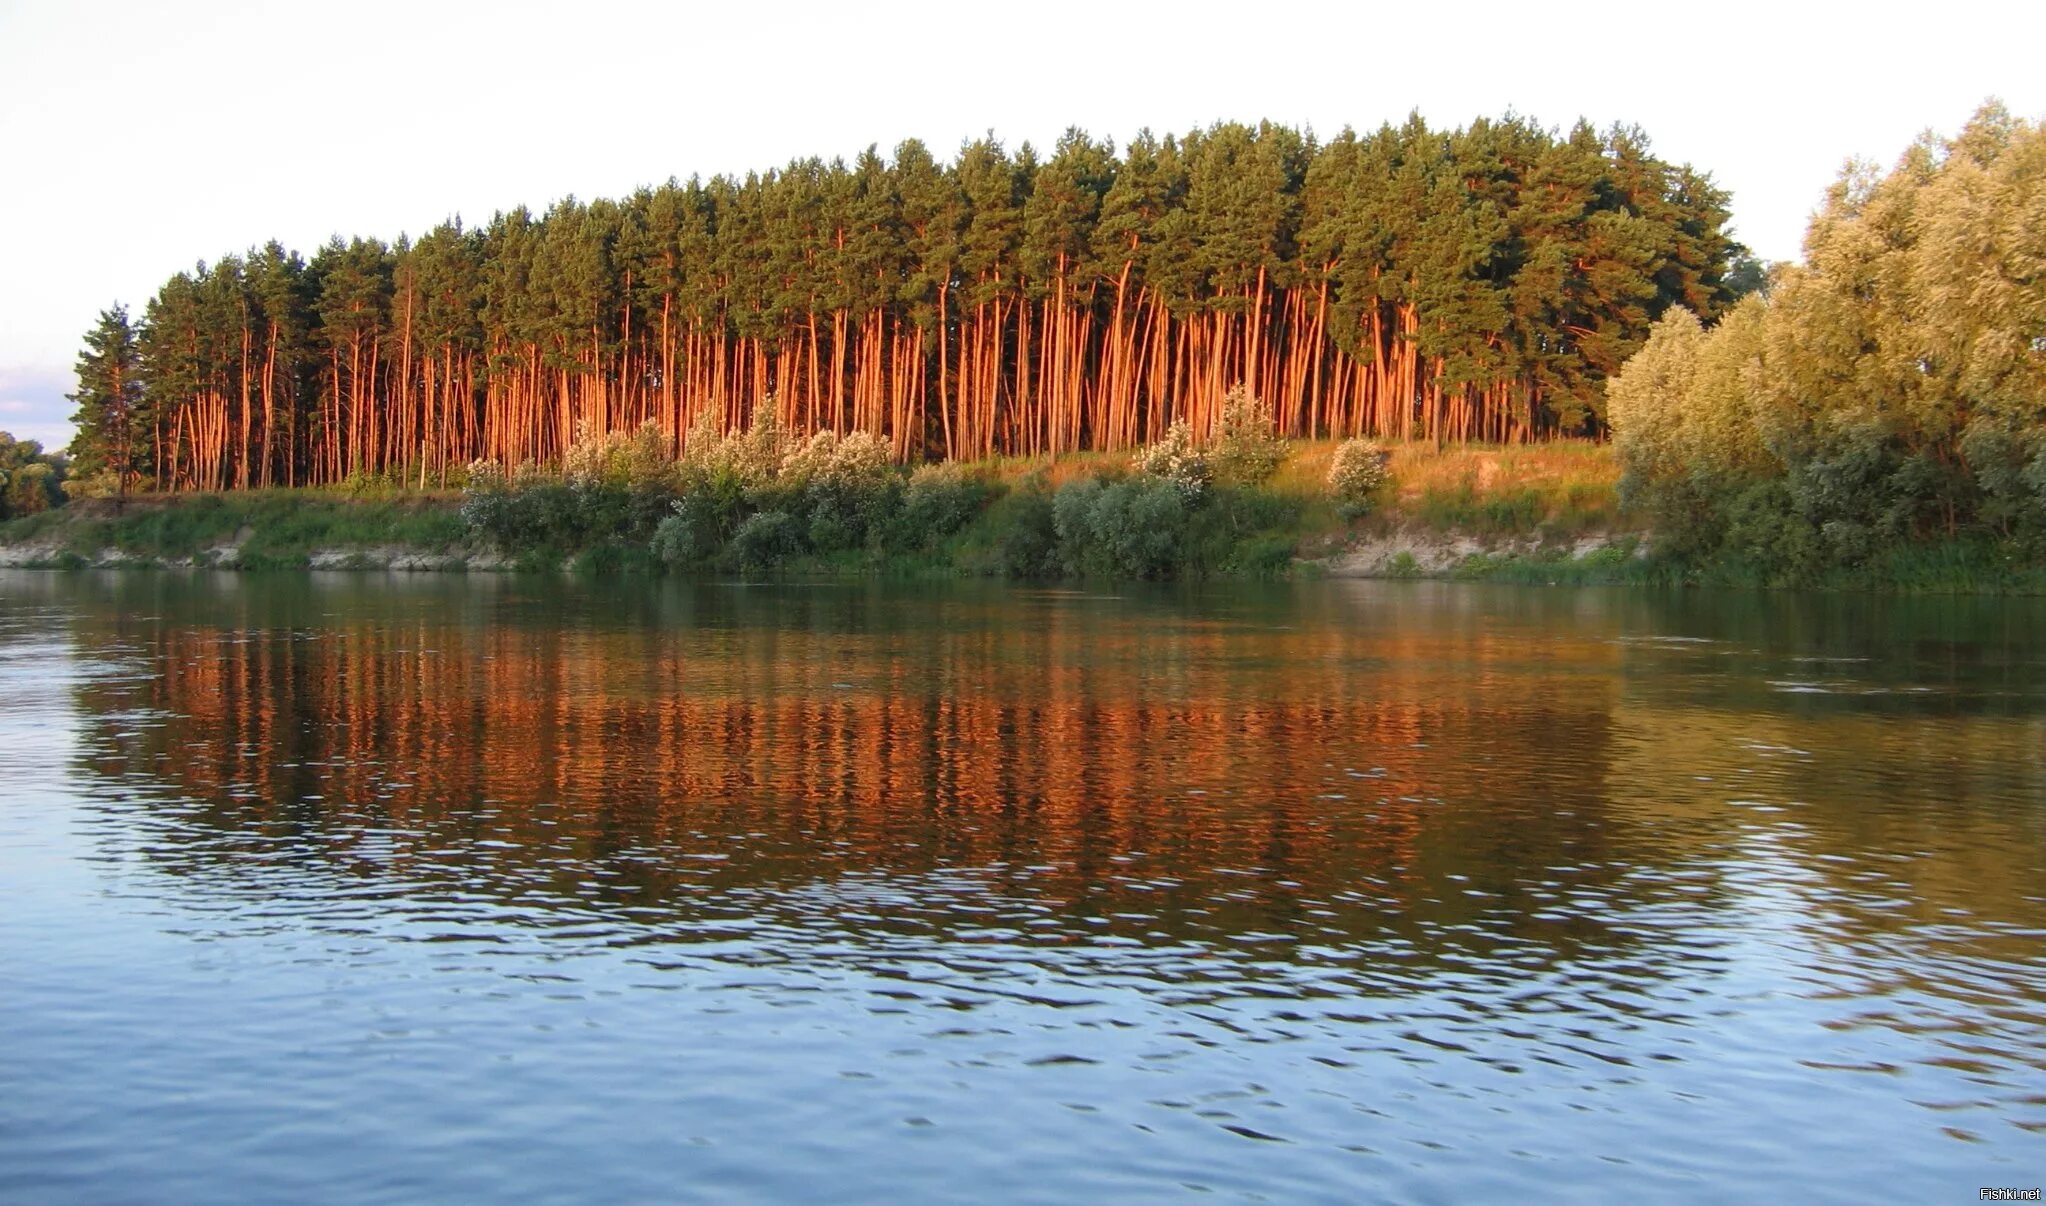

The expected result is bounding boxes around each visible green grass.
[1451,536,2046,594]
[0,491,468,568]
[0,508,70,545]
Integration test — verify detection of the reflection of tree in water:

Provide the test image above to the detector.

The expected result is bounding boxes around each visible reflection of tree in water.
[1594,581,2046,935]
[35,571,2046,1151]
[59,573,1699,994]
[1604,693,2046,1099]
[71,572,2046,1009]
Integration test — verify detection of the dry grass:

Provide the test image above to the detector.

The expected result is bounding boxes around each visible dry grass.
[1375,441,1625,535]
[1383,441,1618,500]
[1276,439,1624,531]
[969,449,1136,490]
[954,439,1625,535]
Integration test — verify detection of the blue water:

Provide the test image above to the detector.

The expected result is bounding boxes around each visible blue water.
[2,571,2041,1201]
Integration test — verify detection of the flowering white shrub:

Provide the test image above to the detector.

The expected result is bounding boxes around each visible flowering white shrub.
[1327,438,1391,518]
[562,419,674,490]
[1134,418,1212,503]
[780,429,894,488]
[463,457,507,493]
[678,403,789,489]
[1209,384,1283,485]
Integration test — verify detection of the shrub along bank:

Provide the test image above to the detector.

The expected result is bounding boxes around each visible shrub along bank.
[5,387,2042,591]
[455,389,1359,579]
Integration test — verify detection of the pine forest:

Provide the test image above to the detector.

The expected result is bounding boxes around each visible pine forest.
[66,115,1751,493]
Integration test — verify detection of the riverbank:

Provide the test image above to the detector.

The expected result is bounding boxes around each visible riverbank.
[0,491,475,571]
[0,443,1623,573]
[4,442,2041,592]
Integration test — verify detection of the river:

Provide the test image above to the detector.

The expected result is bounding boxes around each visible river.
[1,571,2040,1200]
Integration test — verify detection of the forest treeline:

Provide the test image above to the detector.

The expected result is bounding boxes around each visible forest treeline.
[65,114,1751,493]
[1609,103,2046,574]
[0,433,66,520]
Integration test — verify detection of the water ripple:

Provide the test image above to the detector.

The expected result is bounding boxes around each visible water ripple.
[0,572,2041,1202]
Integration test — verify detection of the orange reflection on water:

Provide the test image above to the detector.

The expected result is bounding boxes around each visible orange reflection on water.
[75,579,1642,949]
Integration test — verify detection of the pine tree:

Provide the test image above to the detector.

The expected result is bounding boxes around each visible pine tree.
[894,138,965,456]
[67,305,145,495]
[248,241,315,487]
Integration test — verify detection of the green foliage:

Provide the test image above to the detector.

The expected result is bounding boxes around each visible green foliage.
[462,410,1022,575]
[2,461,62,519]
[100,493,234,558]
[1054,477,1190,578]
[1414,481,1545,533]
[1208,385,1283,485]
[804,480,892,552]
[1190,485,1305,576]
[649,512,709,567]
[459,461,540,549]
[1606,104,2046,576]
[890,463,995,550]
[648,423,945,568]
[63,469,123,500]
[0,433,67,520]
[461,454,676,556]
[1717,479,1824,581]
[1960,420,2046,546]
[1035,475,1303,579]
[1222,532,1298,577]
[651,480,748,566]
[778,428,891,490]
[342,468,408,497]
[729,510,803,568]
[1326,438,1390,518]
[986,485,1062,578]
[1453,539,1661,586]
[569,540,660,577]
[18,437,2042,591]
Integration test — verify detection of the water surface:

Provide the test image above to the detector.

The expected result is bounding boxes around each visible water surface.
[2,572,2041,1201]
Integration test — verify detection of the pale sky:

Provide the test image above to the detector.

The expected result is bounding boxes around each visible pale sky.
[2,0,2040,452]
